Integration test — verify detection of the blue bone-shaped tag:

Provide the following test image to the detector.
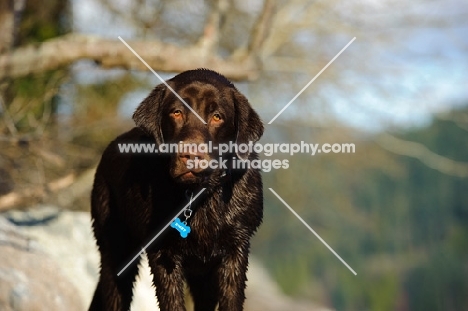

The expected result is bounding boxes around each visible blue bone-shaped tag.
[170,217,191,238]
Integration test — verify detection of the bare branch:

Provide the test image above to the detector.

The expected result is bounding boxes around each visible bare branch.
[260,0,320,59]
[0,90,18,135]
[376,133,468,178]
[195,0,222,54]
[0,0,14,53]
[247,0,275,55]
[0,33,261,81]
[0,165,96,211]
[0,173,75,211]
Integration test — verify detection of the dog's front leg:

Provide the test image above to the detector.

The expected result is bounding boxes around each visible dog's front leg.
[217,245,250,311]
[147,251,187,311]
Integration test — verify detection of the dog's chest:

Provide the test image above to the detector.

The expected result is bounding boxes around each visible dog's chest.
[181,204,229,261]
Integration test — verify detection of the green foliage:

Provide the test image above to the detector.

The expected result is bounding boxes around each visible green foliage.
[6,71,66,132]
[70,73,148,149]
[252,106,468,310]
[18,0,70,44]
[2,0,71,133]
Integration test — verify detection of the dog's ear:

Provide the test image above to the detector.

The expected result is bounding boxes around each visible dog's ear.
[232,89,264,160]
[132,84,166,145]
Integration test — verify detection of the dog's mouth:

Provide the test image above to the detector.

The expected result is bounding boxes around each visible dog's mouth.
[174,170,211,184]
[180,171,194,178]
[178,171,196,180]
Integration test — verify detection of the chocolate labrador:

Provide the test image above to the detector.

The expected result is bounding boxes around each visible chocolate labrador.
[89,69,264,311]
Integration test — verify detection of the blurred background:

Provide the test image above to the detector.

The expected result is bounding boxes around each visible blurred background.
[0,0,467,310]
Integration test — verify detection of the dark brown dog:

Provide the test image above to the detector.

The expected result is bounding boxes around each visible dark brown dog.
[89,69,264,311]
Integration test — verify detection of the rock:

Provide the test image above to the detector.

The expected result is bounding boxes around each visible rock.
[3,206,159,311]
[3,206,100,307]
[0,217,84,311]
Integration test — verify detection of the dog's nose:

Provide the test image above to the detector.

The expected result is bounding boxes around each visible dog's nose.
[178,143,209,172]
[179,151,206,162]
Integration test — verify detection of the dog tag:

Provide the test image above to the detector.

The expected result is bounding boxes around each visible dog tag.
[170,217,191,238]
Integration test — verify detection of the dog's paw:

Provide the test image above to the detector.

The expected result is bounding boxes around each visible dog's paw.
[171,217,191,238]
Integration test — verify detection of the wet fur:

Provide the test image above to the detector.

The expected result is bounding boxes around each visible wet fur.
[89,69,264,311]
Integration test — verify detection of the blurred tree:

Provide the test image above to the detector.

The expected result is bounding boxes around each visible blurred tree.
[254,106,468,310]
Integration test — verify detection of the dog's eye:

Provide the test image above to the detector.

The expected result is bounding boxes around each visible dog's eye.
[173,110,182,118]
[212,114,221,122]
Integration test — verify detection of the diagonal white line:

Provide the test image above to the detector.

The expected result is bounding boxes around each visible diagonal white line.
[268,37,356,124]
[118,36,207,124]
[268,188,357,275]
[117,188,206,276]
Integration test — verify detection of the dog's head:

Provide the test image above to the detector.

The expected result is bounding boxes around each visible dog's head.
[133,69,264,184]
